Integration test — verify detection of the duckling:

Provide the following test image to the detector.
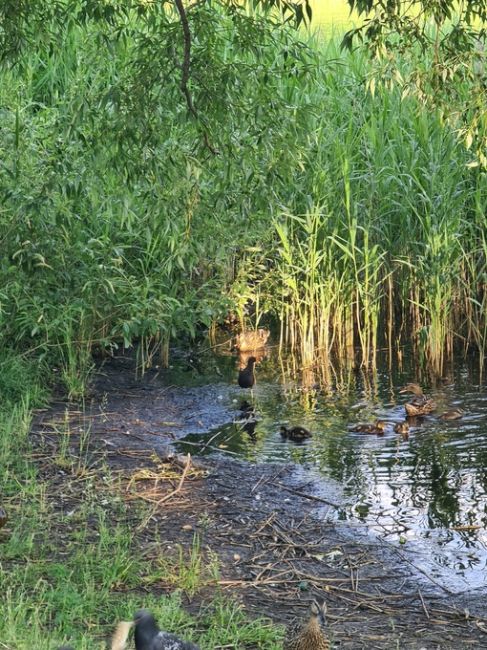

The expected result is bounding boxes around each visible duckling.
[284,600,329,650]
[280,425,312,441]
[134,609,200,650]
[438,407,465,420]
[394,421,410,435]
[234,328,270,352]
[399,383,436,416]
[350,419,387,435]
[238,356,256,389]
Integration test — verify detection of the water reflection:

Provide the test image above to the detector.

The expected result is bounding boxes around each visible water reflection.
[175,348,487,589]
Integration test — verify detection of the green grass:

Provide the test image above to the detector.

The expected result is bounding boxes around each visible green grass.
[0,354,284,648]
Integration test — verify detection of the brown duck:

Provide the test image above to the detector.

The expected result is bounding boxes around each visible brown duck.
[399,383,436,416]
[350,419,387,435]
[234,328,270,352]
[284,600,329,650]
[438,407,465,420]
[280,425,312,441]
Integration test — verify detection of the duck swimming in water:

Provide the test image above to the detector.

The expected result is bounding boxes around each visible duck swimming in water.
[438,407,465,420]
[394,421,410,435]
[399,383,436,416]
[280,425,312,441]
[350,420,387,435]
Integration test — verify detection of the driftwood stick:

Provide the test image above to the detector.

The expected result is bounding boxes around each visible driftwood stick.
[418,588,430,619]
[271,481,339,508]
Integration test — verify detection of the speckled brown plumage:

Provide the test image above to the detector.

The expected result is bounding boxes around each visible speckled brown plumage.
[350,419,387,435]
[234,329,270,351]
[284,601,329,650]
[394,421,410,434]
[438,408,465,420]
[399,383,436,416]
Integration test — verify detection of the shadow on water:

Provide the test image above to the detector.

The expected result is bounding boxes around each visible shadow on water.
[169,345,487,591]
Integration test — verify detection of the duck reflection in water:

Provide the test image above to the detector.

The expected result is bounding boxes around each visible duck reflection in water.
[233,328,270,352]
[234,400,259,442]
[241,418,258,441]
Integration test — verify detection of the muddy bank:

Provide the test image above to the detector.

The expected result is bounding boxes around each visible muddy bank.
[31,355,487,649]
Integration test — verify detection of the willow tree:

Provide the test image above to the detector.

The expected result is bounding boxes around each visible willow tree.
[0,0,484,160]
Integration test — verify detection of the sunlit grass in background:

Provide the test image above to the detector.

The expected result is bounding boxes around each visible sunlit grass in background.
[307,0,359,32]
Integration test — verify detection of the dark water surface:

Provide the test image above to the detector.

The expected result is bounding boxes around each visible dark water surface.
[172,347,487,592]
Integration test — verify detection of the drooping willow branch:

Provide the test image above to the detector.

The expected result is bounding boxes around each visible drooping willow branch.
[173,0,197,118]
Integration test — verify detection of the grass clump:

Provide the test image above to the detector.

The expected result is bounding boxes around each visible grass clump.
[0,352,284,648]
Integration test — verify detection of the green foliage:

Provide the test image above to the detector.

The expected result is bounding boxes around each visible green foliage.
[0,7,485,383]
[342,1,486,167]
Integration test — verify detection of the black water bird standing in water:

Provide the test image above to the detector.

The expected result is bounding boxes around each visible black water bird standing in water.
[134,609,200,650]
[238,356,256,389]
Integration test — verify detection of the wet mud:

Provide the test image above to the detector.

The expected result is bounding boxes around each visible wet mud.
[31,355,487,649]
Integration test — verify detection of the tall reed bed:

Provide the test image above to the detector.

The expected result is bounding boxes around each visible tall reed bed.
[260,37,486,377]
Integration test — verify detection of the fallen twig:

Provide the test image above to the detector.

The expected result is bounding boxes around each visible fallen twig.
[138,454,192,530]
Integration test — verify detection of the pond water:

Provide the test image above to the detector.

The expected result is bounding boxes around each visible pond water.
[172,346,487,593]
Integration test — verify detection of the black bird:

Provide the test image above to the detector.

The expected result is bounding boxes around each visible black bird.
[238,356,256,389]
[134,609,200,650]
